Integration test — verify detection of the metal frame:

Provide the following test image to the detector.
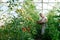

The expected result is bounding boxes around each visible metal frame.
[0,0,60,13]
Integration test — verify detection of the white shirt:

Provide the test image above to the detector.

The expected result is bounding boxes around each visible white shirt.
[39,17,47,23]
[41,17,47,23]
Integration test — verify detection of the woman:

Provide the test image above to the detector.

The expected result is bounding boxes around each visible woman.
[37,13,48,35]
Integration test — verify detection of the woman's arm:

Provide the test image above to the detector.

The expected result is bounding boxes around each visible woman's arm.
[37,18,48,24]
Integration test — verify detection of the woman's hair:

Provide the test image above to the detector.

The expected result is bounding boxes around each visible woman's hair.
[39,13,45,17]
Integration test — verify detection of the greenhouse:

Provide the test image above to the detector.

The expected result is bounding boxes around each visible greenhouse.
[0,0,60,40]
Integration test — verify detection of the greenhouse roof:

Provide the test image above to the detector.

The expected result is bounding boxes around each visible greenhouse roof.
[0,0,60,14]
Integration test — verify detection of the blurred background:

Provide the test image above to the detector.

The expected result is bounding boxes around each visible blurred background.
[0,0,60,40]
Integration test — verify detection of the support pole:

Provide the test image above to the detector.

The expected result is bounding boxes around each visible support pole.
[42,0,43,13]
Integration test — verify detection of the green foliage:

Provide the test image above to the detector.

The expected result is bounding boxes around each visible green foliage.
[0,0,39,40]
[0,0,60,40]
[44,9,60,40]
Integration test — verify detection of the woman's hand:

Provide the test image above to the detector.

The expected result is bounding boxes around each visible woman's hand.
[36,21,40,24]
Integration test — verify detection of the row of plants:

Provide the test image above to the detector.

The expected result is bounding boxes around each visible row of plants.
[0,0,39,40]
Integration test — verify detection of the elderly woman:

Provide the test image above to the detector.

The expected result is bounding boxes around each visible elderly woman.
[37,13,48,35]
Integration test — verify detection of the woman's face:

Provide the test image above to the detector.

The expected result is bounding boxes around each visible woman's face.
[40,13,44,18]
